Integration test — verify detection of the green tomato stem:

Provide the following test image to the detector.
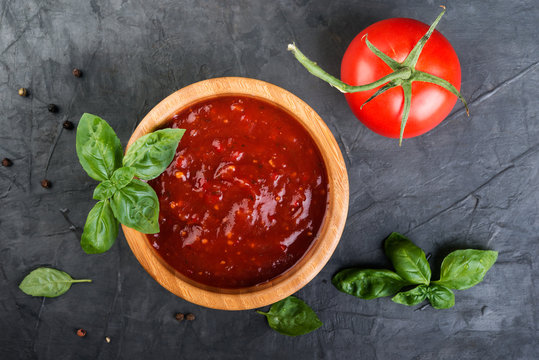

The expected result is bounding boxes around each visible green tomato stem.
[402,6,446,68]
[287,44,412,93]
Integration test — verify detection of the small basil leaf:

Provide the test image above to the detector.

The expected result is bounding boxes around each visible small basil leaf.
[123,128,185,180]
[110,179,159,234]
[110,166,136,190]
[392,285,427,306]
[81,200,119,254]
[426,284,455,309]
[384,232,431,285]
[257,296,322,336]
[76,113,123,181]
[435,249,498,290]
[93,180,116,200]
[332,269,408,300]
[19,268,91,297]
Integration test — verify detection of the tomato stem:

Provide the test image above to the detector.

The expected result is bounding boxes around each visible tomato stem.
[402,6,446,68]
[400,82,413,147]
[288,6,469,145]
[288,44,412,93]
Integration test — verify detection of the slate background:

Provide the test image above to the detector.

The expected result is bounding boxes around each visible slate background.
[1,0,538,359]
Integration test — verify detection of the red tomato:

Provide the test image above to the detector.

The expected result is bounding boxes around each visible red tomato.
[341,18,461,139]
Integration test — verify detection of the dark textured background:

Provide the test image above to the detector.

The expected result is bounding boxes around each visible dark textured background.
[1,0,538,359]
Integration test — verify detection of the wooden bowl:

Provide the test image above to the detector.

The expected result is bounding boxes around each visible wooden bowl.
[123,77,349,310]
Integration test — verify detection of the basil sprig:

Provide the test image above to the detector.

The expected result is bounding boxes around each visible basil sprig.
[257,296,322,336]
[19,268,91,298]
[76,113,184,254]
[332,233,497,309]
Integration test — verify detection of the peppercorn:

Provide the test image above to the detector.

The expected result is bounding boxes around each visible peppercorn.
[48,104,58,113]
[175,313,184,322]
[76,329,87,337]
[105,336,111,343]
[185,313,195,321]
[2,158,12,167]
[40,179,51,188]
[72,68,82,78]
[18,88,28,97]
[63,120,74,130]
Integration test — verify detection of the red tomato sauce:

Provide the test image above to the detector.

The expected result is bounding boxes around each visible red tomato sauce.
[146,96,328,288]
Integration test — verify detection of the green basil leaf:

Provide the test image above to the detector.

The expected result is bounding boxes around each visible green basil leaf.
[332,269,408,300]
[76,113,123,181]
[426,284,455,309]
[257,296,322,336]
[434,249,498,290]
[19,268,91,297]
[110,166,136,190]
[384,232,431,285]
[392,285,427,306]
[110,179,159,233]
[93,180,116,200]
[81,200,119,254]
[123,128,185,180]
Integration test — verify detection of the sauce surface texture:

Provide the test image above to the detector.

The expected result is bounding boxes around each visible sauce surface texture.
[147,96,328,288]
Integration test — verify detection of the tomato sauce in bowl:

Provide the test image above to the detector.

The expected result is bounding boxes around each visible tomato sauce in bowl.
[146,96,328,288]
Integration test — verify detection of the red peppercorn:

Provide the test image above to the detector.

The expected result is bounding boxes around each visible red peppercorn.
[185,313,195,321]
[2,158,12,167]
[72,68,82,78]
[40,179,51,188]
[175,313,185,322]
[76,329,87,337]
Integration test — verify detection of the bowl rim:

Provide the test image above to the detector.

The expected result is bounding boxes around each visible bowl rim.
[122,77,349,310]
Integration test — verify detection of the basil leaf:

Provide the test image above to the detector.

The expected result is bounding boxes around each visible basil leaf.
[434,249,498,290]
[81,200,119,254]
[93,167,136,200]
[110,179,159,234]
[384,232,431,285]
[426,284,455,309]
[19,268,91,297]
[123,128,185,180]
[257,296,322,336]
[332,269,408,300]
[93,180,116,200]
[76,113,123,181]
[392,285,427,306]
[110,166,136,190]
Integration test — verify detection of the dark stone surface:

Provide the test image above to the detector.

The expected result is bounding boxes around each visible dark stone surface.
[1,0,537,359]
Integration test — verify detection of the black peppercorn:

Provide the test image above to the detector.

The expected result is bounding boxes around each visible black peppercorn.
[18,88,28,97]
[48,104,58,113]
[175,313,185,322]
[2,158,12,167]
[72,68,82,78]
[63,120,74,130]
[185,313,195,321]
[40,179,51,188]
